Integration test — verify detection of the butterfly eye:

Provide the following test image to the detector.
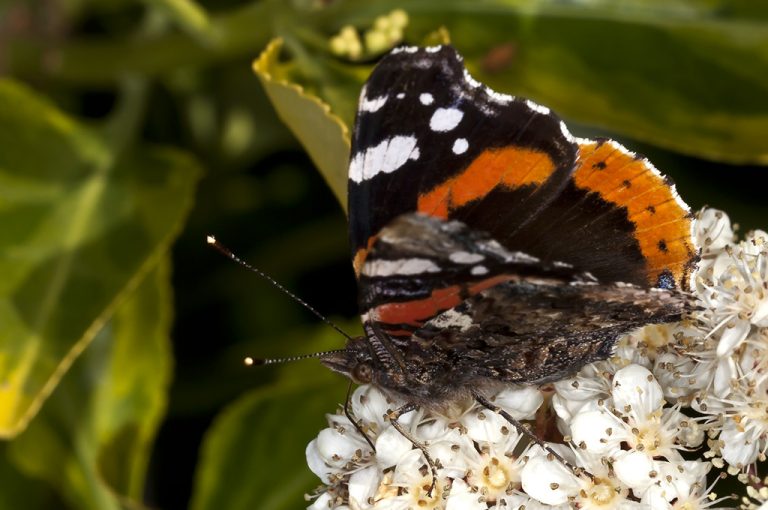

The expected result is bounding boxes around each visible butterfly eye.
[352,362,373,384]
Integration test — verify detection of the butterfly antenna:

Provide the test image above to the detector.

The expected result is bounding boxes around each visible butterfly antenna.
[244,349,347,367]
[206,235,355,342]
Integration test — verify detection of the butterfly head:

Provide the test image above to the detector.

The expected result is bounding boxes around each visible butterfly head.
[320,336,378,384]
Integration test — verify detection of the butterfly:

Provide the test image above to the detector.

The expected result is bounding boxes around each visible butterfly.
[319,46,697,420]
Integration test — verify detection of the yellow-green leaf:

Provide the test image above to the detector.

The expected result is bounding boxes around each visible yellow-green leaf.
[0,79,201,437]
[254,39,351,209]
[190,326,351,510]
[6,261,174,509]
[142,0,213,42]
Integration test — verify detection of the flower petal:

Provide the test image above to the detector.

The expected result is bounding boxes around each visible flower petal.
[375,426,414,468]
[492,386,544,419]
[348,466,381,509]
[613,450,655,491]
[306,438,333,483]
[570,410,624,454]
[716,318,750,357]
[612,365,663,422]
[521,453,579,505]
[721,418,760,467]
[462,407,511,444]
[445,479,486,510]
[351,385,394,427]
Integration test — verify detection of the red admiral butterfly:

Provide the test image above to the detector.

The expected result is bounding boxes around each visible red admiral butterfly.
[319,45,697,414]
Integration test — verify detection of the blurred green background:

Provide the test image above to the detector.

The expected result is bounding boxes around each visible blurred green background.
[0,0,766,508]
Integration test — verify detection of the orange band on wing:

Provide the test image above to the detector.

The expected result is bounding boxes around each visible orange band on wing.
[374,274,513,327]
[417,147,556,219]
[574,141,696,287]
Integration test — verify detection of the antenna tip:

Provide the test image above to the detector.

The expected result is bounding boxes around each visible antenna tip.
[244,356,254,366]
[244,356,266,366]
[206,235,217,245]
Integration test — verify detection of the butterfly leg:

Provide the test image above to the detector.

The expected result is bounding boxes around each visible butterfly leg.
[343,381,377,451]
[472,391,595,481]
[386,403,439,496]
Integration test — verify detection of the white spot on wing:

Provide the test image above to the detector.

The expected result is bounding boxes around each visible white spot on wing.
[362,258,440,277]
[560,120,576,144]
[420,93,434,105]
[463,68,481,88]
[449,251,485,264]
[430,108,464,132]
[508,250,540,264]
[478,239,541,264]
[471,266,489,276]
[349,135,420,183]
[429,308,473,331]
[425,46,442,53]
[452,138,468,154]
[396,92,405,99]
[525,99,550,115]
[613,141,636,158]
[360,95,387,113]
[391,46,419,54]
[485,87,513,104]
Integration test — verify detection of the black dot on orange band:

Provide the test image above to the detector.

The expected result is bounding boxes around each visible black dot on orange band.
[622,179,632,188]
[646,205,656,214]
[592,161,607,170]
[658,239,668,253]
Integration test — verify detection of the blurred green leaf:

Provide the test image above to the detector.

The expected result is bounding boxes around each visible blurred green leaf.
[0,444,57,509]
[0,79,200,437]
[254,39,351,209]
[143,0,212,41]
[6,262,173,509]
[274,0,768,165]
[190,327,351,510]
[7,0,281,84]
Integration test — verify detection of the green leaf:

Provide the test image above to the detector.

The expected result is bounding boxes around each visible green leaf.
[6,0,280,84]
[297,0,768,164]
[142,0,212,41]
[0,79,201,437]
[6,261,174,509]
[0,444,57,509]
[254,38,351,209]
[189,327,351,510]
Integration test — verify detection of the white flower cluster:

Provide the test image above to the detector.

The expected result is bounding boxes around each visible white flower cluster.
[306,209,768,509]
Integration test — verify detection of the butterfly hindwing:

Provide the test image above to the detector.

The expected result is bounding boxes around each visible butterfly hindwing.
[409,278,688,389]
[359,213,585,340]
[358,213,689,400]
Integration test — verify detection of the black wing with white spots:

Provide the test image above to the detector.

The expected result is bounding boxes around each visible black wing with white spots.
[348,45,577,275]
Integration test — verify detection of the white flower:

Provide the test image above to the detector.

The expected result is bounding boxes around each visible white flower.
[522,447,641,509]
[695,209,736,269]
[713,380,768,468]
[307,414,373,484]
[305,209,768,508]
[697,229,768,361]
[569,365,701,465]
[462,427,528,506]
[638,461,718,508]
[372,450,446,510]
